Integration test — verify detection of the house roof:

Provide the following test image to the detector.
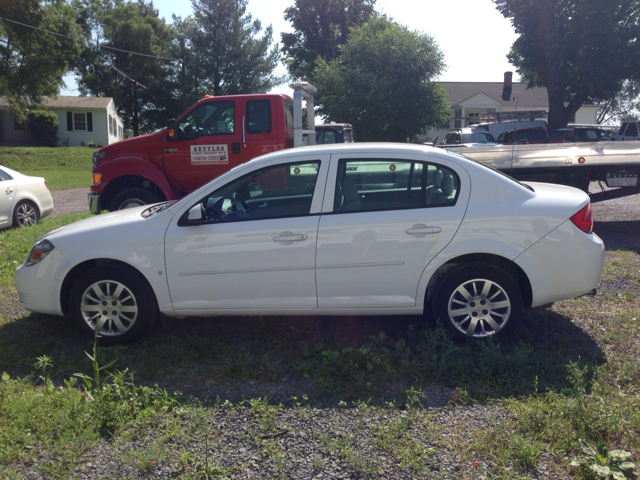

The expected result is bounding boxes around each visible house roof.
[441,82,550,108]
[0,96,113,109]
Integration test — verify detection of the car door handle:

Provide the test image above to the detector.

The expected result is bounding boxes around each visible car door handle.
[5,188,13,194]
[405,225,441,235]
[273,232,308,242]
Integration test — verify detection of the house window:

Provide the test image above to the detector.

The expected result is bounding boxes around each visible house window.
[14,119,25,131]
[108,115,113,135]
[74,113,86,130]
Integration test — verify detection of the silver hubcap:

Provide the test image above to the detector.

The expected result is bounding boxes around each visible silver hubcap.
[16,203,37,226]
[447,278,511,338]
[80,280,138,336]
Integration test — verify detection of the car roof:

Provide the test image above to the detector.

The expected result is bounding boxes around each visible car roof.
[250,142,456,164]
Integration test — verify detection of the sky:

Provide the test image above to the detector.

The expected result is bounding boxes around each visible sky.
[61,0,520,95]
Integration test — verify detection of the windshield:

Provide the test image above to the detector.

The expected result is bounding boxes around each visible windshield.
[460,132,496,143]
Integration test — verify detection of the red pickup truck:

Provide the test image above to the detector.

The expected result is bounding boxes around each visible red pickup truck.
[89,83,317,213]
[496,127,565,145]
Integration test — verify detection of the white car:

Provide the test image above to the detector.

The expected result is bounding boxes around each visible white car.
[15,144,604,343]
[0,165,54,229]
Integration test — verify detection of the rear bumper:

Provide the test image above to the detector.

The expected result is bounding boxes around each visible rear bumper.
[515,220,605,307]
[88,192,101,214]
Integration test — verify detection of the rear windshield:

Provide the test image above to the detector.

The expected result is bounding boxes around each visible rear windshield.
[460,132,496,143]
[445,150,534,192]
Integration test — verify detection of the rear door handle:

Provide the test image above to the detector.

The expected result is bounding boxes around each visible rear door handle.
[273,232,308,243]
[405,224,441,235]
[5,188,14,194]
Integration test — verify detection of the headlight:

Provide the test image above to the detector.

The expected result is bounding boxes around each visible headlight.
[25,240,55,266]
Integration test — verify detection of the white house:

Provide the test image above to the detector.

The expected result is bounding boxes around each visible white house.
[428,72,601,142]
[0,96,124,147]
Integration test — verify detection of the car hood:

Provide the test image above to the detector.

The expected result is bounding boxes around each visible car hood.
[43,206,173,243]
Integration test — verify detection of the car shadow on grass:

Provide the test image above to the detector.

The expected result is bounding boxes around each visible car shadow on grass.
[0,305,604,405]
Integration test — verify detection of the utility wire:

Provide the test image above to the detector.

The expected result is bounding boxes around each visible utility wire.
[0,15,182,62]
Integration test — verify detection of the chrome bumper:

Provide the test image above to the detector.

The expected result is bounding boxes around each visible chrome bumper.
[88,192,101,214]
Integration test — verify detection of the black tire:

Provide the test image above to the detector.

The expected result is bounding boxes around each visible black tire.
[432,263,523,340]
[109,188,161,211]
[13,200,40,227]
[69,266,158,345]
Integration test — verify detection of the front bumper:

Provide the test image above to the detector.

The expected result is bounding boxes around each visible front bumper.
[88,192,101,214]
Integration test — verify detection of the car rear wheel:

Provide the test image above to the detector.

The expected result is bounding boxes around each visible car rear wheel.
[109,188,161,211]
[70,266,158,344]
[433,264,522,340]
[13,200,39,227]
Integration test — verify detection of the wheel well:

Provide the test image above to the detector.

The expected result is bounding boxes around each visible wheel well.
[101,175,166,212]
[59,259,154,315]
[425,253,533,309]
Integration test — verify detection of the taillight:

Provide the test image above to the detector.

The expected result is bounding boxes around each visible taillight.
[44,180,49,190]
[570,202,593,234]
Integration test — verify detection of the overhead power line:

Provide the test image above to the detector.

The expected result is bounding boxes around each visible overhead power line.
[0,15,182,62]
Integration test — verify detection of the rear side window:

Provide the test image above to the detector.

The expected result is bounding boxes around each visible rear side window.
[0,168,12,181]
[246,100,272,134]
[333,159,459,213]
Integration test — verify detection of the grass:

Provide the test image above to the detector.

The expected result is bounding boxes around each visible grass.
[0,214,639,478]
[0,146,93,190]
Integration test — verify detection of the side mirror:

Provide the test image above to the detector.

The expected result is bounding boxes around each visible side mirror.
[178,203,207,226]
[167,119,177,141]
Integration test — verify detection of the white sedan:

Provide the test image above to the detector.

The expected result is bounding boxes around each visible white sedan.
[1,165,53,229]
[15,144,604,343]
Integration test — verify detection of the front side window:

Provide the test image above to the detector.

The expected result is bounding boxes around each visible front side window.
[74,113,86,131]
[333,159,459,213]
[178,101,235,140]
[197,161,320,223]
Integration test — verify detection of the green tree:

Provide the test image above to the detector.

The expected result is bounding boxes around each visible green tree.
[26,110,59,146]
[493,0,640,133]
[281,0,376,81]
[314,16,448,143]
[73,0,179,136]
[187,0,281,96]
[0,0,81,120]
[597,80,640,124]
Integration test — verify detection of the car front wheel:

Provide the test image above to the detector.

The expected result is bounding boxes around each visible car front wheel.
[433,264,522,340]
[70,266,158,344]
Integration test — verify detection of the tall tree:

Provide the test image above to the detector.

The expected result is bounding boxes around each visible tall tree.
[493,0,640,133]
[188,0,280,96]
[73,0,179,136]
[0,0,81,119]
[597,80,640,124]
[281,0,376,81]
[314,17,448,143]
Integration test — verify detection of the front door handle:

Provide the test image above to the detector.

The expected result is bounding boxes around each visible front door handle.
[405,224,441,235]
[273,232,308,243]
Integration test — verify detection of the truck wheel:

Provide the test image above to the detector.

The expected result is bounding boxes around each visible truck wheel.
[109,188,161,211]
[70,266,158,345]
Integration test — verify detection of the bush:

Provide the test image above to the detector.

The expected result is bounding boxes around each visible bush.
[27,110,59,147]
